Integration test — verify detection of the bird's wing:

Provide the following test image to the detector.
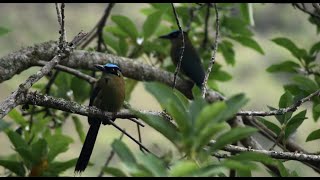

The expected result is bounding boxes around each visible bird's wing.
[89,83,102,107]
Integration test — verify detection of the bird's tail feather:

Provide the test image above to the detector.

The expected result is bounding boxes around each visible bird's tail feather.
[75,120,101,173]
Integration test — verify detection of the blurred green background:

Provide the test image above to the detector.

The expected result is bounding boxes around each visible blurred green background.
[0,3,319,176]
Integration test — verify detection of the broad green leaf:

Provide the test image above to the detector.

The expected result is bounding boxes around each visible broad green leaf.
[219,40,235,65]
[229,35,264,54]
[112,139,137,166]
[221,17,253,37]
[293,75,318,93]
[72,116,85,143]
[310,41,320,55]
[189,164,225,177]
[118,37,128,56]
[105,26,128,38]
[166,100,191,136]
[222,159,256,172]
[222,93,248,121]
[240,3,254,26]
[103,33,121,54]
[170,160,198,177]
[210,127,257,151]
[104,167,128,177]
[54,72,72,99]
[278,91,294,124]
[150,3,170,11]
[189,97,207,124]
[111,15,139,40]
[257,117,281,135]
[46,134,73,162]
[0,160,25,176]
[7,131,29,151]
[285,110,307,139]
[137,153,167,177]
[196,102,227,131]
[47,158,77,175]
[0,27,10,36]
[0,119,11,132]
[313,103,320,122]
[266,61,300,73]
[8,109,27,126]
[143,10,163,39]
[306,129,320,141]
[71,76,90,103]
[272,37,307,61]
[134,111,181,147]
[31,139,48,164]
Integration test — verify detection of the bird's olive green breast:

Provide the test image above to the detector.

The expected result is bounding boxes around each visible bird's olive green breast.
[93,73,125,113]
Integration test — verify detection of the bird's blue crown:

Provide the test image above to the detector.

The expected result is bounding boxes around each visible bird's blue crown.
[104,63,120,69]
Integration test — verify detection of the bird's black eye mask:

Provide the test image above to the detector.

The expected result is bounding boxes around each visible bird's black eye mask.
[105,67,121,77]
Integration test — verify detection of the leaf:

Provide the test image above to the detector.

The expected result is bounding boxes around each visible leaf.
[8,109,27,126]
[285,110,307,139]
[313,103,320,122]
[111,15,139,40]
[211,70,232,82]
[104,167,128,177]
[293,75,318,93]
[118,37,128,56]
[0,119,11,132]
[272,37,307,61]
[7,131,33,165]
[71,76,90,103]
[277,91,294,124]
[240,3,254,26]
[47,158,77,175]
[72,116,85,143]
[229,35,264,54]
[0,26,10,36]
[0,160,25,176]
[219,40,235,65]
[266,61,300,73]
[221,17,253,36]
[143,10,163,39]
[256,117,281,135]
[150,3,170,11]
[46,134,73,162]
[195,102,226,132]
[222,93,248,121]
[310,41,320,55]
[306,129,320,141]
[210,127,257,151]
[170,160,198,177]
[134,111,181,147]
[31,139,48,164]
[103,32,121,54]
[105,26,128,38]
[137,153,167,177]
[112,139,137,166]
[166,100,191,136]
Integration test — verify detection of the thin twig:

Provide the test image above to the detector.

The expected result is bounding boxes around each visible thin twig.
[237,89,320,116]
[137,122,145,153]
[171,3,185,90]
[98,132,124,177]
[44,70,59,94]
[293,3,320,20]
[97,3,115,52]
[201,3,219,98]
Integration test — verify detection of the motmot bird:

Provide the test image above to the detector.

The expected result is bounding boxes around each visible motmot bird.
[159,30,206,88]
[75,63,125,173]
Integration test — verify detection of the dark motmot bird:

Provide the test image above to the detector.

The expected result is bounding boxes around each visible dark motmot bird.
[75,63,125,173]
[159,30,206,88]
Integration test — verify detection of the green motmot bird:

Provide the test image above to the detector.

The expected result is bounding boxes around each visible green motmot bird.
[159,30,206,88]
[75,63,125,173]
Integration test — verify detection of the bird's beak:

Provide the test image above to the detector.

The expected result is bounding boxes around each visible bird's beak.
[95,64,105,71]
[159,34,170,39]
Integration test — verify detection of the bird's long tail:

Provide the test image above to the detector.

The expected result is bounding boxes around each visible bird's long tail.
[75,120,101,173]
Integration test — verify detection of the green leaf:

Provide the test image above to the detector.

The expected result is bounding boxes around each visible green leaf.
[310,41,320,55]
[134,111,181,147]
[285,110,307,139]
[46,134,73,162]
[266,61,300,73]
[0,119,11,132]
[166,100,191,136]
[7,131,29,151]
[189,97,207,124]
[47,158,77,175]
[277,91,294,124]
[219,40,235,65]
[72,116,85,143]
[170,160,198,177]
[143,10,163,39]
[0,160,25,176]
[195,102,226,132]
[105,26,128,38]
[137,153,167,177]
[210,127,257,151]
[103,32,121,54]
[257,117,281,135]
[150,3,170,11]
[306,129,320,141]
[229,35,264,54]
[104,167,128,177]
[222,93,248,121]
[112,139,137,166]
[8,109,27,126]
[272,37,307,61]
[313,103,320,122]
[71,76,90,103]
[293,75,318,93]
[112,15,139,40]
[0,27,10,36]
[118,37,128,56]
[211,70,232,82]
[31,139,48,164]
[240,3,254,26]
[221,17,253,36]
[54,72,72,99]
